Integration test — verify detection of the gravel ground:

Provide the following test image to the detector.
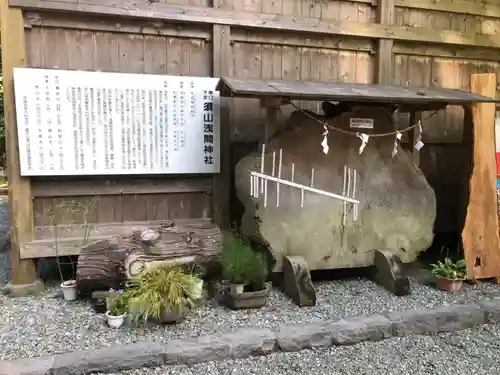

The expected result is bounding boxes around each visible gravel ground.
[2,197,500,362]
[97,324,500,375]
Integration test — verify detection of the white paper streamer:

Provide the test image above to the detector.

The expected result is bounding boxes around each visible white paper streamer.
[414,120,424,151]
[321,128,329,154]
[357,133,369,155]
[392,131,403,158]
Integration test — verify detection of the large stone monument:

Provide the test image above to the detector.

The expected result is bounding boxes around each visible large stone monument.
[234,104,436,273]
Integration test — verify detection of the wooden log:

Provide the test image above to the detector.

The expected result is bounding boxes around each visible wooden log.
[282,255,316,307]
[373,249,411,296]
[76,220,221,295]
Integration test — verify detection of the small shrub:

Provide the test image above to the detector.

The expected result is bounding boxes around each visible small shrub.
[124,265,201,325]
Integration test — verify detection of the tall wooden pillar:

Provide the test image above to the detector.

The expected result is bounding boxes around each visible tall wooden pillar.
[462,73,500,279]
[212,0,231,229]
[0,0,37,285]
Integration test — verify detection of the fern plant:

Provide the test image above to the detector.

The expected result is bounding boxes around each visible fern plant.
[123,265,201,325]
[431,258,466,280]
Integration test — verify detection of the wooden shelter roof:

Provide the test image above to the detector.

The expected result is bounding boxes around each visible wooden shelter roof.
[215,77,500,111]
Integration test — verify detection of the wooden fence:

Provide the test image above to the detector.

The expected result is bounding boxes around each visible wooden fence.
[2,0,500,284]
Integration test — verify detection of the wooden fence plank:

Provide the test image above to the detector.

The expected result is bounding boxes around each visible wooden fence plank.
[10,0,500,49]
[375,0,394,85]
[462,73,500,280]
[0,0,37,284]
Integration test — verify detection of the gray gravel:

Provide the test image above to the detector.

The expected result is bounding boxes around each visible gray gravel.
[97,324,500,375]
[2,196,500,363]
[2,275,500,361]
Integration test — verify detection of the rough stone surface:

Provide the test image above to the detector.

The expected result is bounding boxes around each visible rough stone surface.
[478,299,500,323]
[165,328,275,365]
[0,356,53,375]
[373,249,411,296]
[385,303,486,336]
[51,342,166,375]
[282,255,316,307]
[235,106,436,271]
[2,279,45,297]
[276,323,333,351]
[329,314,393,345]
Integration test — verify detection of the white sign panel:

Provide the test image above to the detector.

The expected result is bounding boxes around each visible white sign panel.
[13,68,220,176]
[349,117,374,129]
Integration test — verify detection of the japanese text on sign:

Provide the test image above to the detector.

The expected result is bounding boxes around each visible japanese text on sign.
[13,68,221,176]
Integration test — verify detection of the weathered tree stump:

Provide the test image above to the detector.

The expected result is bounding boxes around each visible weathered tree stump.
[373,249,411,296]
[76,220,221,295]
[283,255,316,307]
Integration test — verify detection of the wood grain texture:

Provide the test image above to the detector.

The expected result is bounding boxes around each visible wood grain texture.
[1,0,37,284]
[11,0,500,48]
[212,0,231,229]
[375,0,394,85]
[462,73,500,279]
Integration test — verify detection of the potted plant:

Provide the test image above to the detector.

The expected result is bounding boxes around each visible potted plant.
[219,232,253,294]
[124,265,202,325]
[220,232,270,309]
[105,289,128,328]
[431,257,467,292]
[61,280,78,301]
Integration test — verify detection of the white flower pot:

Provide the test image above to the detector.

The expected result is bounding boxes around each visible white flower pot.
[60,280,77,301]
[230,284,244,294]
[106,311,126,328]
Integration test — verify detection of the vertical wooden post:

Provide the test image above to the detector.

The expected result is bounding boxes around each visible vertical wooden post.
[408,112,422,166]
[461,73,500,279]
[0,0,37,285]
[212,1,231,228]
[375,0,394,85]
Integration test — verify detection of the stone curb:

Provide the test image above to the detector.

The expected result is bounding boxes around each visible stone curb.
[1,300,500,375]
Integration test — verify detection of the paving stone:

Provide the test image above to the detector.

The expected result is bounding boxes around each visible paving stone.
[166,328,275,365]
[2,279,45,297]
[276,322,333,351]
[478,299,500,324]
[385,303,486,336]
[329,314,393,345]
[0,356,53,375]
[51,342,166,375]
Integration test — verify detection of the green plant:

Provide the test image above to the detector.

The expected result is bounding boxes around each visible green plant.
[219,231,254,285]
[247,251,268,290]
[219,231,269,290]
[431,258,467,280]
[124,265,201,325]
[106,289,128,316]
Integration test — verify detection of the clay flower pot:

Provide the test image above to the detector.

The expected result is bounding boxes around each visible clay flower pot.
[436,277,463,292]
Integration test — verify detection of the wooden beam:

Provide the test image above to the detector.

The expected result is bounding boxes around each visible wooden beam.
[394,44,500,62]
[9,0,500,49]
[462,73,500,280]
[31,178,213,197]
[375,0,394,85]
[395,0,500,19]
[21,218,212,258]
[212,0,231,229]
[0,0,37,284]
[23,11,212,40]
